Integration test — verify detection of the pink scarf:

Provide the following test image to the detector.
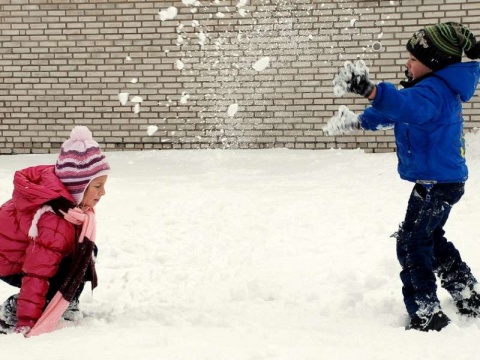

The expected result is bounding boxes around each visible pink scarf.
[26,208,96,337]
[62,207,97,244]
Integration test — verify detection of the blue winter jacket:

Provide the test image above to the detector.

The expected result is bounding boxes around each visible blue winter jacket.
[359,61,480,183]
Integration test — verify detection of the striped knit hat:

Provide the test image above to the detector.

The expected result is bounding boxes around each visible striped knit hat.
[406,22,480,71]
[55,126,110,205]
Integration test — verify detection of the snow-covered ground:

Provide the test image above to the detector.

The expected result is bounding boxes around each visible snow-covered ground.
[2,133,480,359]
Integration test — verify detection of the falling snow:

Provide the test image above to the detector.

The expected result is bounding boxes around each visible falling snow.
[252,56,271,72]
[158,6,178,21]
[121,0,384,147]
[227,103,239,117]
[147,125,159,136]
[118,93,129,106]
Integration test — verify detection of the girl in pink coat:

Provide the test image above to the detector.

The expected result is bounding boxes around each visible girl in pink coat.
[0,126,110,334]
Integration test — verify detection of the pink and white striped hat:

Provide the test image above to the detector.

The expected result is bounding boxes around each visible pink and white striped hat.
[55,126,110,205]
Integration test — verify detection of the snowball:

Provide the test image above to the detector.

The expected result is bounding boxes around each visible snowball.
[118,92,129,105]
[133,103,141,114]
[177,35,184,45]
[182,0,199,6]
[253,56,270,72]
[131,78,138,84]
[227,103,239,117]
[198,31,207,46]
[159,7,178,21]
[176,60,185,70]
[131,96,143,103]
[180,93,190,104]
[147,125,159,136]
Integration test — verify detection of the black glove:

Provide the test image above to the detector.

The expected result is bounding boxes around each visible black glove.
[333,60,375,98]
[349,71,375,97]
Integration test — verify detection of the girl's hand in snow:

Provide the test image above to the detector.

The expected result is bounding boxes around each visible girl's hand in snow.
[13,325,31,337]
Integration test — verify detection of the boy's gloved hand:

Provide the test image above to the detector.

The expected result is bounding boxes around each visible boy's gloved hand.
[333,60,375,98]
[323,105,361,135]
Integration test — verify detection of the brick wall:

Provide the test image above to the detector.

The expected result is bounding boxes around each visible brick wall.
[1,0,479,153]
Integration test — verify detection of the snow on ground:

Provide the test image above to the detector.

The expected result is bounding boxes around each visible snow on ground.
[1,133,480,359]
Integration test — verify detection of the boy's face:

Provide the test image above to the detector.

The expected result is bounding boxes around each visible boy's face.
[81,175,108,209]
[406,53,432,80]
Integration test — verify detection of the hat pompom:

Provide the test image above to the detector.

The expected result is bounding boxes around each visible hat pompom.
[70,126,93,141]
[447,21,480,60]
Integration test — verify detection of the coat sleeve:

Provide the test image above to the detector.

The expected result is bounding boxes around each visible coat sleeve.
[16,214,75,328]
[369,80,442,124]
[359,107,394,131]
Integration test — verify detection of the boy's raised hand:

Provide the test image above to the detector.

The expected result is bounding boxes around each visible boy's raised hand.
[333,60,375,98]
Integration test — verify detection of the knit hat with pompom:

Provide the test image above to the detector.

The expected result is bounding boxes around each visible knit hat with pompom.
[406,22,480,71]
[55,126,110,205]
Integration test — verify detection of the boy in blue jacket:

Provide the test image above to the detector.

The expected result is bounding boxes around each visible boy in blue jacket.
[332,22,480,332]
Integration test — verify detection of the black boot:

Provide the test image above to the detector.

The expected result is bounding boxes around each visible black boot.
[63,298,82,321]
[406,310,450,332]
[0,294,19,332]
[456,290,480,317]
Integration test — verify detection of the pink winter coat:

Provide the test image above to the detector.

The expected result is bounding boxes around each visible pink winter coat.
[0,165,76,328]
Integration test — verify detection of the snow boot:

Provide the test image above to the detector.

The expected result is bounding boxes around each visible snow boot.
[0,294,18,332]
[456,290,480,317]
[406,310,450,332]
[63,298,83,321]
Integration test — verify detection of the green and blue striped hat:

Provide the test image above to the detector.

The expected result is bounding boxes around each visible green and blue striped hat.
[406,22,480,71]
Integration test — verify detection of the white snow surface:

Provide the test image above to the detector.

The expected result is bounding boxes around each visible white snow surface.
[2,135,480,358]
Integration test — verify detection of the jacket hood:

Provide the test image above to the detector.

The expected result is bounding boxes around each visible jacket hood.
[13,165,75,213]
[434,61,480,102]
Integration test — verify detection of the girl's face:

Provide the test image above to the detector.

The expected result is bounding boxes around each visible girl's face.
[80,175,108,209]
[406,53,432,80]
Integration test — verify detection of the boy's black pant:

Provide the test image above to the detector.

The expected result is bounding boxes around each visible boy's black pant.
[395,182,476,318]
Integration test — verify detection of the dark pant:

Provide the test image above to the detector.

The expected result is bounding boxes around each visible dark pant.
[0,245,98,306]
[395,182,476,318]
